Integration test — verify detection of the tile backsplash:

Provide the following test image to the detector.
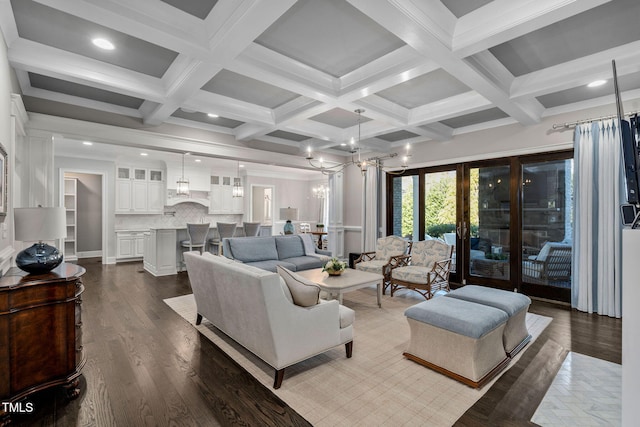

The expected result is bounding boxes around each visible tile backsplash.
[115,202,243,230]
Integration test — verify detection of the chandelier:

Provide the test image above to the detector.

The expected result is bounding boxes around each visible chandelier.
[176,153,190,196]
[306,109,410,175]
[232,160,244,198]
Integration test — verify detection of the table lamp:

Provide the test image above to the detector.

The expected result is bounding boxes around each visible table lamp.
[14,206,67,274]
[279,207,298,234]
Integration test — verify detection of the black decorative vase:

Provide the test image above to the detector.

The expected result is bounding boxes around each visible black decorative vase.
[16,243,64,274]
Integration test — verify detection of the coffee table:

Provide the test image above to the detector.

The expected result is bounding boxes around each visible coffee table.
[297,268,384,307]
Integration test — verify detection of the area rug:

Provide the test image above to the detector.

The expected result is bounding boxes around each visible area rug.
[531,352,621,426]
[164,288,551,426]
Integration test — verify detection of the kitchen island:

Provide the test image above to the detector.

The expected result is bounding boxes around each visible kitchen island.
[142,224,271,276]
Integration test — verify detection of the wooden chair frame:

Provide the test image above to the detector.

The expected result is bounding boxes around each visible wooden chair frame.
[390,245,453,300]
[354,241,412,294]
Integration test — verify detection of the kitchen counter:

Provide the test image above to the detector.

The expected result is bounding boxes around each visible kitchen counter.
[142,224,272,276]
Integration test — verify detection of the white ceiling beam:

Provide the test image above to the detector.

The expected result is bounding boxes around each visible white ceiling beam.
[231,44,339,102]
[0,0,20,46]
[453,0,612,58]
[23,86,143,118]
[8,38,166,101]
[511,40,640,99]
[347,0,542,126]
[187,91,274,126]
[33,0,211,57]
[409,91,493,124]
[26,113,322,170]
[143,0,296,126]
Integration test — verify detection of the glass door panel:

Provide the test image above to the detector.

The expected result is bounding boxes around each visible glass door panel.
[391,175,419,240]
[521,159,573,289]
[470,165,511,281]
[423,170,458,272]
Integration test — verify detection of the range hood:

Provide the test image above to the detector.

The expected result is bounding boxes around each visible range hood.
[166,190,209,207]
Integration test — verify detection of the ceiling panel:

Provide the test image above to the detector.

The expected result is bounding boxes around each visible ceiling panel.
[29,73,144,109]
[254,0,405,77]
[171,109,244,128]
[440,0,492,18]
[309,108,372,129]
[4,0,640,164]
[266,130,311,142]
[490,0,640,76]
[160,0,217,20]
[201,69,300,108]
[438,108,509,129]
[376,69,470,109]
[11,0,178,78]
[376,130,420,142]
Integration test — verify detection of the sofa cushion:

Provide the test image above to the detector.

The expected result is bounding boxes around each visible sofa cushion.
[228,237,278,262]
[299,233,317,255]
[446,285,531,317]
[275,235,306,259]
[276,265,320,307]
[246,260,297,272]
[405,298,507,339]
[281,256,325,271]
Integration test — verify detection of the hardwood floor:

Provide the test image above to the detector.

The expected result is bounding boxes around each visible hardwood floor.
[8,259,621,426]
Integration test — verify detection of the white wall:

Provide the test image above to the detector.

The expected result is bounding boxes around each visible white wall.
[0,28,15,265]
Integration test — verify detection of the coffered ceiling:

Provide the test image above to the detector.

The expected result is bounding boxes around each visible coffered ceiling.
[2,0,640,159]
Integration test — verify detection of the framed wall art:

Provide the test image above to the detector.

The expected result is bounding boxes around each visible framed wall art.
[0,144,7,215]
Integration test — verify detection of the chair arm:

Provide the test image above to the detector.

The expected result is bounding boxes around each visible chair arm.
[387,254,409,269]
[354,251,376,265]
[392,254,411,268]
[522,259,544,277]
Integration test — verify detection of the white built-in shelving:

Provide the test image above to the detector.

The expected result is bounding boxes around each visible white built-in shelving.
[64,177,78,261]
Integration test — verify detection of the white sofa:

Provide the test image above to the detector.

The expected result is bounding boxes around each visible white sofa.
[184,252,354,388]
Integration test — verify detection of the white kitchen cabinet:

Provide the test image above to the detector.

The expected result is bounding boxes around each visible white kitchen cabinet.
[116,166,165,214]
[143,229,177,276]
[116,230,147,260]
[209,175,243,214]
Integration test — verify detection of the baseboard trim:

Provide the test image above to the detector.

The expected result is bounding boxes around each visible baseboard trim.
[78,250,102,259]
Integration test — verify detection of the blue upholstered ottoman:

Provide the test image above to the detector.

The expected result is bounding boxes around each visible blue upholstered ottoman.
[446,285,532,357]
[404,297,509,388]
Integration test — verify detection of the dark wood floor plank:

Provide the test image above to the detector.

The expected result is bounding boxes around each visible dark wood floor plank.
[11,259,620,426]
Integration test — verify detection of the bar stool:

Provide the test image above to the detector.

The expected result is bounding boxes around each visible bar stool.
[243,222,261,237]
[209,222,237,255]
[180,223,210,268]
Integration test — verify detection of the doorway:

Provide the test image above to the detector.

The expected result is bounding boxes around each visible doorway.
[387,151,574,302]
[60,170,106,264]
[250,185,274,226]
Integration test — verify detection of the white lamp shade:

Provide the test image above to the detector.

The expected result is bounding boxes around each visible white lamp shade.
[279,207,298,221]
[14,207,67,241]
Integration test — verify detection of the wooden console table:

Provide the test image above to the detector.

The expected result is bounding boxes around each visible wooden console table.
[0,263,86,424]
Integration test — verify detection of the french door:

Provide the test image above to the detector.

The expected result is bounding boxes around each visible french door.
[387,151,573,301]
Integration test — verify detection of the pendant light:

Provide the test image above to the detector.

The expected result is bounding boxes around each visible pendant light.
[232,160,244,198]
[176,153,190,196]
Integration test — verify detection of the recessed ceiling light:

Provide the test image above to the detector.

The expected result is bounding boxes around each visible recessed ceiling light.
[140,152,148,156]
[92,38,115,50]
[82,141,93,146]
[587,80,607,88]
[195,159,201,162]
[239,164,245,168]
[340,143,347,146]
[207,113,219,118]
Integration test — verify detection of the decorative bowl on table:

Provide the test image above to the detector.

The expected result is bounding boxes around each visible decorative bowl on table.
[323,257,347,276]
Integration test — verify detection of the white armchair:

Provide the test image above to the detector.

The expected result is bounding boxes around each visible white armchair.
[354,235,411,294]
